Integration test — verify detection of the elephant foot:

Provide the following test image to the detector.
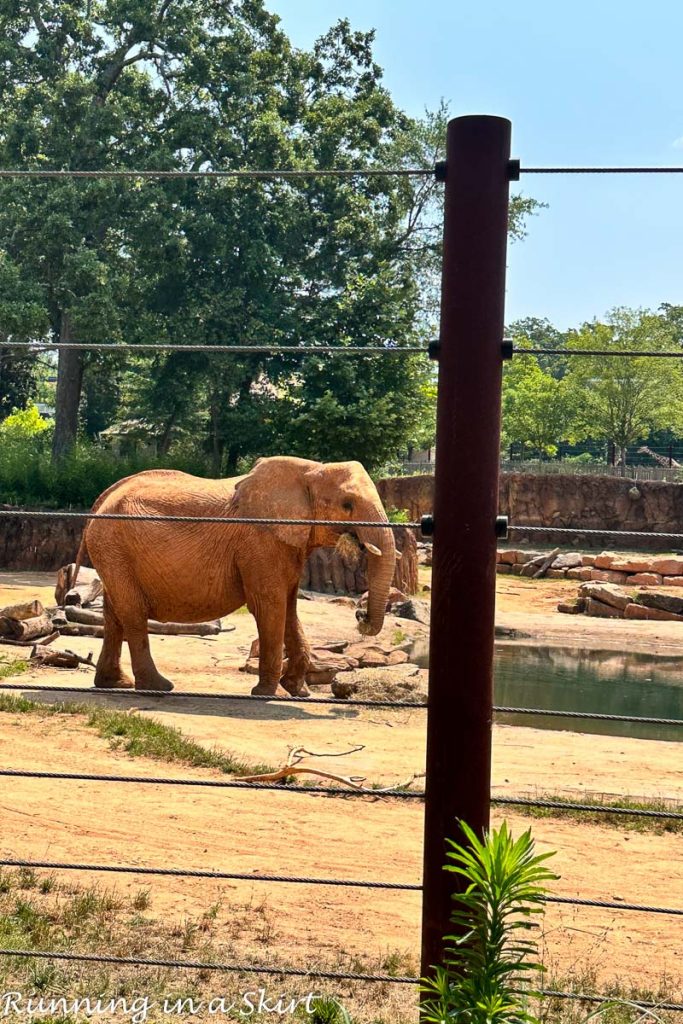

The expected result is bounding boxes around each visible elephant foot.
[135,675,174,693]
[94,671,134,690]
[251,681,290,698]
[281,678,311,698]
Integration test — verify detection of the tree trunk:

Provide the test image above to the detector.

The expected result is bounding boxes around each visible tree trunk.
[51,315,84,462]
[158,409,177,457]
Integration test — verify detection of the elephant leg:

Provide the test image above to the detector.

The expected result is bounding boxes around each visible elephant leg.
[281,586,311,698]
[94,595,134,689]
[250,595,288,698]
[108,586,173,692]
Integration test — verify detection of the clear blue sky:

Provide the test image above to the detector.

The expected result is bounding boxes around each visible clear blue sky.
[268,0,683,331]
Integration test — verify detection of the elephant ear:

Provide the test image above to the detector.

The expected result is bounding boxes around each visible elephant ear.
[232,457,316,549]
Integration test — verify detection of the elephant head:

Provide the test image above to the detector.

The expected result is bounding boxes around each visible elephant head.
[232,456,397,637]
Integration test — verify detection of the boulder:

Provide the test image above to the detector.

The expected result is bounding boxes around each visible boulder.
[391,599,431,625]
[498,549,519,565]
[579,582,631,611]
[581,555,596,567]
[590,569,629,584]
[566,567,590,580]
[662,576,683,587]
[546,568,567,579]
[557,599,586,615]
[627,573,662,587]
[584,597,623,619]
[610,558,653,574]
[650,557,683,576]
[509,564,524,576]
[594,551,618,569]
[624,603,683,622]
[552,552,583,570]
[386,650,409,665]
[496,564,512,575]
[636,592,683,616]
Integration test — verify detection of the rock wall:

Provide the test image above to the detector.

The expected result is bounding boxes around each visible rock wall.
[377,473,683,551]
[0,508,418,592]
[0,508,87,571]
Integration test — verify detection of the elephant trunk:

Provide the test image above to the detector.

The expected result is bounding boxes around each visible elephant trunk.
[355,514,397,637]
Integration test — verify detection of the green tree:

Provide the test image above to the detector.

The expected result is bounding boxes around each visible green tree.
[565,308,683,470]
[502,352,576,457]
[0,4,541,471]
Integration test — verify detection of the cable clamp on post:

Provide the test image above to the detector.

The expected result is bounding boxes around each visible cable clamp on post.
[501,338,513,361]
[434,160,447,182]
[427,339,441,361]
[495,515,509,540]
[420,514,434,538]
[507,158,520,181]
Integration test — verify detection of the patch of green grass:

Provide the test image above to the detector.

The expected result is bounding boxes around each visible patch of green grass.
[507,791,683,835]
[0,656,28,680]
[0,693,270,776]
[86,707,270,775]
[390,627,408,645]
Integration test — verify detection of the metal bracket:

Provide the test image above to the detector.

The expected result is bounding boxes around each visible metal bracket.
[495,515,509,540]
[420,514,434,538]
[428,339,441,361]
[434,160,447,182]
[507,158,520,181]
[501,338,513,361]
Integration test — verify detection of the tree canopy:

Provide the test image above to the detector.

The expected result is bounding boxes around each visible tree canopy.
[0,1,539,474]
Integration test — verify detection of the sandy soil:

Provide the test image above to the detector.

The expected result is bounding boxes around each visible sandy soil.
[0,571,681,996]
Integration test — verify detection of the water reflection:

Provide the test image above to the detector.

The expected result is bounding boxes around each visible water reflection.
[410,640,683,741]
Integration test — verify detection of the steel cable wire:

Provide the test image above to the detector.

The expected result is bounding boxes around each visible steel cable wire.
[0,168,433,180]
[4,770,682,819]
[493,796,683,820]
[0,768,424,798]
[0,948,418,984]
[508,524,683,542]
[0,683,428,710]
[0,508,422,529]
[2,682,682,726]
[520,166,683,175]
[0,342,430,354]
[532,990,683,1013]
[512,347,683,358]
[1,860,681,916]
[0,859,420,891]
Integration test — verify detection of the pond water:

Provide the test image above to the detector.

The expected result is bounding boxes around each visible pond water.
[410,640,683,741]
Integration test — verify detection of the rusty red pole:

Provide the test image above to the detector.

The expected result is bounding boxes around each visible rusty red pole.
[421,115,512,979]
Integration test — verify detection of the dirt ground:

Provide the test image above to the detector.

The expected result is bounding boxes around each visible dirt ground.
[0,570,681,998]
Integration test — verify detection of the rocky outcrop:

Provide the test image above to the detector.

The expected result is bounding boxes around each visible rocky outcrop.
[300,527,418,596]
[377,473,683,552]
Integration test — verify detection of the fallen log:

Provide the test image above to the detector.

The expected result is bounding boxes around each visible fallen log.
[0,630,60,648]
[532,547,561,580]
[63,607,222,637]
[0,612,55,641]
[520,547,560,578]
[0,600,45,621]
[59,624,104,638]
[30,647,95,669]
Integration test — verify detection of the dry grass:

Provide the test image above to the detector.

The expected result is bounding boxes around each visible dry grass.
[0,867,419,1023]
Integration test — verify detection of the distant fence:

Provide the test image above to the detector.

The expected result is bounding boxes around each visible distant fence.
[397,459,683,482]
[500,460,683,482]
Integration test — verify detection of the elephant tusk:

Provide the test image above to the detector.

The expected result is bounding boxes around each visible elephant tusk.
[395,550,402,560]
[364,542,382,557]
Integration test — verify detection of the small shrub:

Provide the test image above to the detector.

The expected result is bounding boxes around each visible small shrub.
[421,820,558,1024]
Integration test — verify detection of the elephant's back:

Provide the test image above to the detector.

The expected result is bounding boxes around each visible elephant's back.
[92,470,234,517]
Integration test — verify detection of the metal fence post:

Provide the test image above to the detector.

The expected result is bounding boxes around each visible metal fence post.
[421,115,512,978]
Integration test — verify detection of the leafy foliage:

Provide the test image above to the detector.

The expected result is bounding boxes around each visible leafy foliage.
[0,2,539,473]
[502,353,577,456]
[421,821,557,1024]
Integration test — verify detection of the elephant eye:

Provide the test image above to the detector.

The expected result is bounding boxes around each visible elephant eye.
[342,500,353,513]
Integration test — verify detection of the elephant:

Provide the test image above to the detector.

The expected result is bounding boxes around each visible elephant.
[75,456,397,697]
